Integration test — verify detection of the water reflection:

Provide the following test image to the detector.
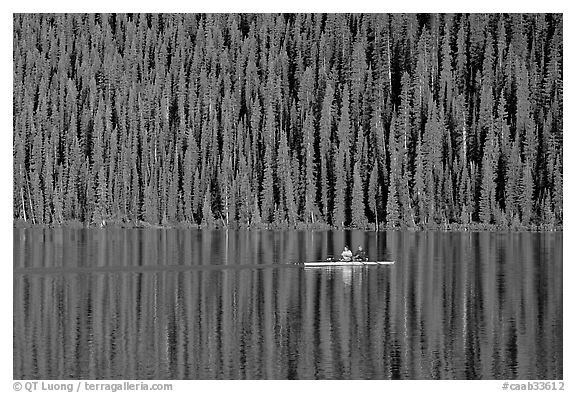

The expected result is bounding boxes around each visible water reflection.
[13,229,562,379]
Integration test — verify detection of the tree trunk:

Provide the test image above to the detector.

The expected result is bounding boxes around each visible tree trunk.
[21,187,27,222]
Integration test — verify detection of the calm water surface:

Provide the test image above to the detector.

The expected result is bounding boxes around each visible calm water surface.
[13,228,562,379]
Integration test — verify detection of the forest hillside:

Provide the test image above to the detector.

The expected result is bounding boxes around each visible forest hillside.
[13,14,563,230]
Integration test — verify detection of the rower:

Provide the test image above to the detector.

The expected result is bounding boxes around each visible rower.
[354,245,367,261]
[341,246,353,262]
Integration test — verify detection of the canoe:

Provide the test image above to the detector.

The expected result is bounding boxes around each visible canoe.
[303,261,395,267]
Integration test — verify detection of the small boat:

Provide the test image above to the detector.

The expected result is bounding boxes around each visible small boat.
[303,260,395,267]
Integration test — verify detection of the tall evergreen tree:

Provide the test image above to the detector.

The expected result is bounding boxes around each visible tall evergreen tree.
[302,109,317,224]
[520,160,534,226]
[367,159,380,230]
[479,123,497,225]
[319,80,335,221]
[351,161,367,228]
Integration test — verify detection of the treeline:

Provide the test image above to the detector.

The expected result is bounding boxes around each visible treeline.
[13,13,562,230]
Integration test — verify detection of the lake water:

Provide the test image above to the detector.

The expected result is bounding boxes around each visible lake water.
[13,228,562,379]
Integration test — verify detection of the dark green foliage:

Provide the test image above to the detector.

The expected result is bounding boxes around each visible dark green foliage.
[351,162,367,228]
[367,160,380,229]
[480,146,496,224]
[202,193,215,227]
[386,176,400,229]
[302,110,317,224]
[552,153,563,223]
[520,161,534,226]
[13,13,562,230]
[277,128,297,224]
[319,81,335,221]
[333,148,347,228]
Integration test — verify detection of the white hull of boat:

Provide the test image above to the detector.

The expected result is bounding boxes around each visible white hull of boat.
[303,261,395,267]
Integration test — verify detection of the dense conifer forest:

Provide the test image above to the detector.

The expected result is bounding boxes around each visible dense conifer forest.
[13,13,562,230]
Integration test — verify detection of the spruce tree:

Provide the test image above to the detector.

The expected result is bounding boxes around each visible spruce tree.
[333,85,352,227]
[202,192,215,227]
[552,153,563,224]
[386,120,400,228]
[520,161,534,226]
[386,177,400,229]
[505,138,522,221]
[302,110,317,224]
[333,149,346,228]
[319,80,335,220]
[479,141,496,224]
[351,161,367,228]
[367,160,379,230]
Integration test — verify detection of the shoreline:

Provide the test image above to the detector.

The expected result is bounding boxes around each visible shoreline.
[13,219,562,233]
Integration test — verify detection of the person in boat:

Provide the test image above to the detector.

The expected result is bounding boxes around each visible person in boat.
[354,245,367,261]
[341,246,353,262]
